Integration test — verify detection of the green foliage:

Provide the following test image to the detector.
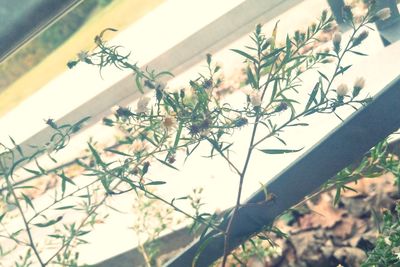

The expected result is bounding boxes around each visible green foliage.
[0,4,388,266]
[362,203,400,266]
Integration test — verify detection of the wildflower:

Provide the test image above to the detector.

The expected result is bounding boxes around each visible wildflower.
[332,32,342,53]
[250,91,262,107]
[376,8,391,21]
[131,139,148,154]
[336,84,348,97]
[162,115,178,131]
[352,77,365,97]
[136,96,150,113]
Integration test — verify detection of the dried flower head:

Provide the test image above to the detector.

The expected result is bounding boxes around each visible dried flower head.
[376,8,391,21]
[250,91,262,107]
[136,96,150,113]
[132,139,148,154]
[336,84,349,97]
[162,115,178,131]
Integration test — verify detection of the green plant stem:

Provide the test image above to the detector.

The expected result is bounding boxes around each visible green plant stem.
[0,162,45,266]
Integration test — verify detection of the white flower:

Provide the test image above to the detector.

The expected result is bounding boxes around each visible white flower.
[336,84,348,97]
[136,96,150,113]
[131,140,148,154]
[376,8,391,21]
[250,91,262,107]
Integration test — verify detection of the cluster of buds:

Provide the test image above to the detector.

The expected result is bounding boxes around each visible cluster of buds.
[336,77,366,101]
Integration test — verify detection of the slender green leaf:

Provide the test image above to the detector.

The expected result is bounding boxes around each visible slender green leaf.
[246,67,257,89]
[22,167,41,176]
[9,136,23,157]
[105,148,131,157]
[259,148,303,154]
[317,71,329,82]
[88,143,105,168]
[135,74,144,93]
[146,181,166,186]
[231,49,257,63]
[55,205,75,210]
[156,158,179,171]
[21,193,35,211]
[0,213,6,223]
[349,50,368,56]
[34,216,63,228]
[305,82,319,111]
[336,64,352,76]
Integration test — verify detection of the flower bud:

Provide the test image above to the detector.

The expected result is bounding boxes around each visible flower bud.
[336,84,348,97]
[376,8,391,21]
[352,77,365,97]
[332,32,342,53]
[352,30,369,47]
